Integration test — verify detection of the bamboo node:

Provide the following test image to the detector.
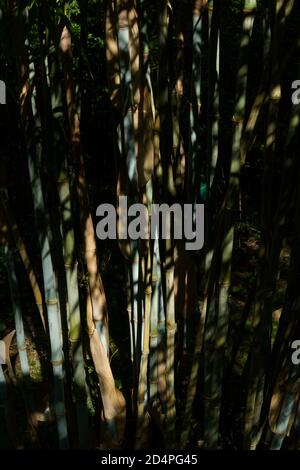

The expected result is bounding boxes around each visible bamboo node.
[167,324,177,333]
[69,337,80,343]
[64,261,78,268]
[51,359,64,366]
[243,7,257,13]
[218,281,231,288]
[88,326,96,338]
[85,248,97,254]
[46,299,59,306]
[232,116,243,124]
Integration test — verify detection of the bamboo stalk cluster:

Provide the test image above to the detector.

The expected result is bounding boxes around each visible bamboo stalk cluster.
[0,0,300,450]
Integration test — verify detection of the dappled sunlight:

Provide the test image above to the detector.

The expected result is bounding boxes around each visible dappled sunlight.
[1,0,300,452]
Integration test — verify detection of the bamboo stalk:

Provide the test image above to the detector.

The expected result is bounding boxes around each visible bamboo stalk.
[37,20,89,447]
[126,266,135,364]
[4,246,30,383]
[164,238,177,448]
[135,242,152,448]
[207,0,220,191]
[29,87,69,448]
[156,0,177,447]
[60,23,109,353]
[243,0,293,449]
[117,3,138,190]
[203,0,257,449]
[259,91,300,447]
[187,1,206,205]
[60,18,126,447]
[57,169,89,448]
[8,4,69,448]
[4,245,40,444]
[131,243,142,381]
[149,238,160,405]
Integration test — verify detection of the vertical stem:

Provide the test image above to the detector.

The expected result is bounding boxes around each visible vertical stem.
[203,0,256,449]
[9,5,69,448]
[135,244,151,448]
[58,170,89,448]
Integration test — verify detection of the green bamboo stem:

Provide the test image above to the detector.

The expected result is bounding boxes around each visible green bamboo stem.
[179,287,207,448]
[60,23,109,355]
[57,170,89,448]
[29,87,69,449]
[135,245,152,448]
[60,18,126,447]
[268,81,300,387]
[158,0,175,199]
[240,0,295,163]
[203,0,256,449]
[172,7,185,194]
[106,3,152,445]
[130,0,155,190]
[135,181,153,448]
[4,245,40,444]
[117,3,138,190]
[46,21,88,447]
[34,16,82,444]
[115,4,157,444]
[132,243,142,380]
[149,233,166,435]
[187,1,204,205]
[116,2,141,381]
[9,5,69,448]
[149,238,160,406]
[156,1,177,446]
[202,220,225,448]
[260,96,300,447]
[126,267,135,373]
[207,0,220,191]
[178,5,216,443]
[243,0,291,449]
[164,239,177,448]
[4,246,30,383]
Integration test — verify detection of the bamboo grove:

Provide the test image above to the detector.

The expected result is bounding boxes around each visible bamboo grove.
[0,0,300,450]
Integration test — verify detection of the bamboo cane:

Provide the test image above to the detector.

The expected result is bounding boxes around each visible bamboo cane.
[38,21,89,447]
[29,87,69,449]
[60,18,126,447]
[135,240,152,448]
[60,23,109,355]
[243,0,293,449]
[8,4,69,448]
[207,0,220,192]
[203,0,257,449]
